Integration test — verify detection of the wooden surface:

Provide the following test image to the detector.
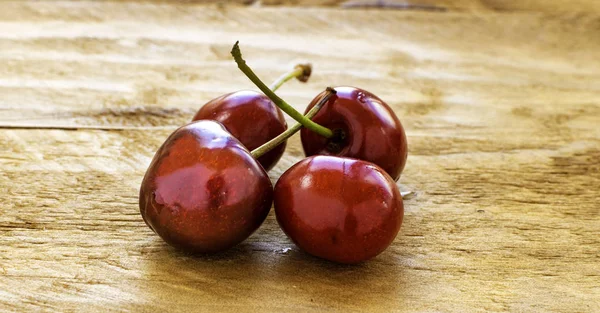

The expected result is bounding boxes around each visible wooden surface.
[1,1,599,312]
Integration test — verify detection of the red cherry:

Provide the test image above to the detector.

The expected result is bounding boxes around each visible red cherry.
[192,90,287,171]
[274,155,404,264]
[139,120,273,253]
[300,87,408,180]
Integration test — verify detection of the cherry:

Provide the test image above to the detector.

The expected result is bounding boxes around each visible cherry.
[192,64,311,171]
[139,88,336,254]
[139,120,273,253]
[192,91,287,171]
[301,87,407,181]
[231,42,407,180]
[274,155,404,264]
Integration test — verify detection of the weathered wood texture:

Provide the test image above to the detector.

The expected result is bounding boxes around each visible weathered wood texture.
[1,1,599,312]
[95,0,600,13]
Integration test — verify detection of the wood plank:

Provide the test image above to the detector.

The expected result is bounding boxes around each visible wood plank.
[1,127,599,312]
[43,0,600,13]
[1,2,599,129]
[1,1,599,312]
[341,0,600,12]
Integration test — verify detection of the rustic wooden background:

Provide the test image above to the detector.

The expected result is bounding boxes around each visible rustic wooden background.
[1,0,599,311]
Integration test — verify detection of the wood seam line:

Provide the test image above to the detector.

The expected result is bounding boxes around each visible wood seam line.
[0,124,178,131]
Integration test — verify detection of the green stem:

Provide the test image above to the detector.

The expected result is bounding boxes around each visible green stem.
[251,87,336,159]
[231,41,333,139]
[269,64,312,92]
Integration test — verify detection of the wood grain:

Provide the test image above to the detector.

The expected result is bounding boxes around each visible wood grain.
[82,0,600,13]
[1,1,599,312]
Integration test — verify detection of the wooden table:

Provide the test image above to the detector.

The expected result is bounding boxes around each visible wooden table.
[1,1,599,311]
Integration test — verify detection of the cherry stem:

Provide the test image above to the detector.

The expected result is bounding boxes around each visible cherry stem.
[251,87,337,159]
[270,63,312,92]
[231,41,334,139]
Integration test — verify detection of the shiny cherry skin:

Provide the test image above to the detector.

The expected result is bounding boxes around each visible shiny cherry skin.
[274,155,404,264]
[139,120,273,254]
[300,86,408,180]
[193,90,287,171]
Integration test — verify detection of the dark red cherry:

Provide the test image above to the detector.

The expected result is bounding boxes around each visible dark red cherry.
[300,86,408,180]
[139,120,273,253]
[274,155,404,264]
[193,90,287,171]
